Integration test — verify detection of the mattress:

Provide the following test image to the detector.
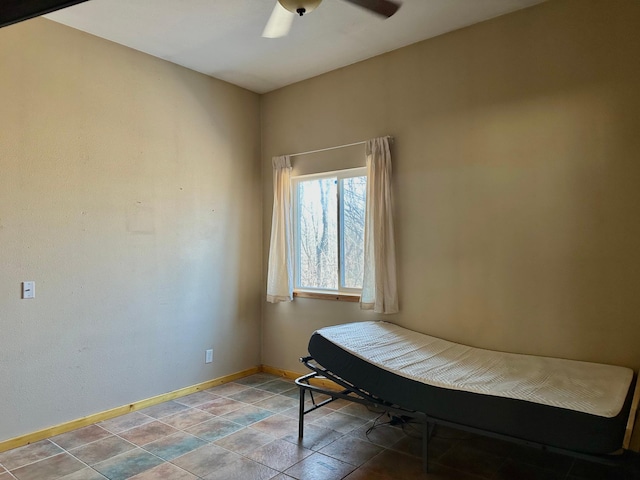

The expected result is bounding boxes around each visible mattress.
[308,321,636,454]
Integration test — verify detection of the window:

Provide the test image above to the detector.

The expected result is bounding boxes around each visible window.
[292,167,367,295]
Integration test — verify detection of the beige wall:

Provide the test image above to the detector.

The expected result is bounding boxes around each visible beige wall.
[0,19,262,442]
[261,0,640,446]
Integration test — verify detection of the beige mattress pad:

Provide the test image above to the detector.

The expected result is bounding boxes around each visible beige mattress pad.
[316,321,633,418]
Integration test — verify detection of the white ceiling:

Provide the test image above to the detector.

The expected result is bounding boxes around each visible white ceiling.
[45,0,546,94]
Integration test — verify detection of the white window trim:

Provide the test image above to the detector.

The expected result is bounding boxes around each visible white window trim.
[292,166,367,295]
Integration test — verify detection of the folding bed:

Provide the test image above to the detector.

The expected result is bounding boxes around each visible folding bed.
[296,321,639,472]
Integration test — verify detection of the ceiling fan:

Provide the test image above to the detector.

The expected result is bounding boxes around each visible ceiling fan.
[263,0,401,38]
[1,0,90,28]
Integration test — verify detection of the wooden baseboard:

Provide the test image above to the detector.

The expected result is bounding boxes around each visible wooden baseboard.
[261,364,341,391]
[0,366,260,454]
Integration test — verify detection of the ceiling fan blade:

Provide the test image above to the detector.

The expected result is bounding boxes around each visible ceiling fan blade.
[342,0,401,18]
[1,0,90,28]
[262,2,295,38]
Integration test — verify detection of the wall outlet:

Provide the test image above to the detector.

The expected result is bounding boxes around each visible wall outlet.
[205,349,213,364]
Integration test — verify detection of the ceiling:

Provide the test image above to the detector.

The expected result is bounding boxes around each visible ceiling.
[45,0,546,94]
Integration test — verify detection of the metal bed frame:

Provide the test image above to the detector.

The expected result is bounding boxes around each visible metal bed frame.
[295,356,628,473]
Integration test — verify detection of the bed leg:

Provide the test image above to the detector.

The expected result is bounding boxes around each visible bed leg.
[298,386,306,439]
[422,421,429,473]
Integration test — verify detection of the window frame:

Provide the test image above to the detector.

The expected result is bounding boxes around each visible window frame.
[291,166,367,297]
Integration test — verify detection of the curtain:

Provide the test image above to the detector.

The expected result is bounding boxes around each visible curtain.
[360,137,399,313]
[266,155,294,303]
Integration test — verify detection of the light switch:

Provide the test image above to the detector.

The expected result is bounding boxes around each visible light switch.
[22,281,35,299]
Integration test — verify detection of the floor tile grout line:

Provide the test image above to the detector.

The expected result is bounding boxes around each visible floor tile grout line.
[163,417,348,476]
[53,442,104,479]
[49,425,118,453]
[98,412,156,436]
[88,443,170,474]
[0,440,68,473]
[110,395,288,452]
[5,447,96,479]
[94,383,260,437]
[53,431,158,480]
[562,457,576,480]
[62,426,214,480]
[146,396,307,477]
[122,451,200,480]
[145,410,219,431]
[483,454,508,480]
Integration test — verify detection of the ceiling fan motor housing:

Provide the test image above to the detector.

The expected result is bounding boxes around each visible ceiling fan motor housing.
[278,0,323,16]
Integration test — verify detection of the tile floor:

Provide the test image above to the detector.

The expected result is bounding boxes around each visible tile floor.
[1,373,638,479]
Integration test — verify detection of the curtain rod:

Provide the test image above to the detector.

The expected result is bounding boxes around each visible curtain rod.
[288,135,393,158]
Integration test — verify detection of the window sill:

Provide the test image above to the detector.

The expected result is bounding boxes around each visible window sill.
[293,291,360,303]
